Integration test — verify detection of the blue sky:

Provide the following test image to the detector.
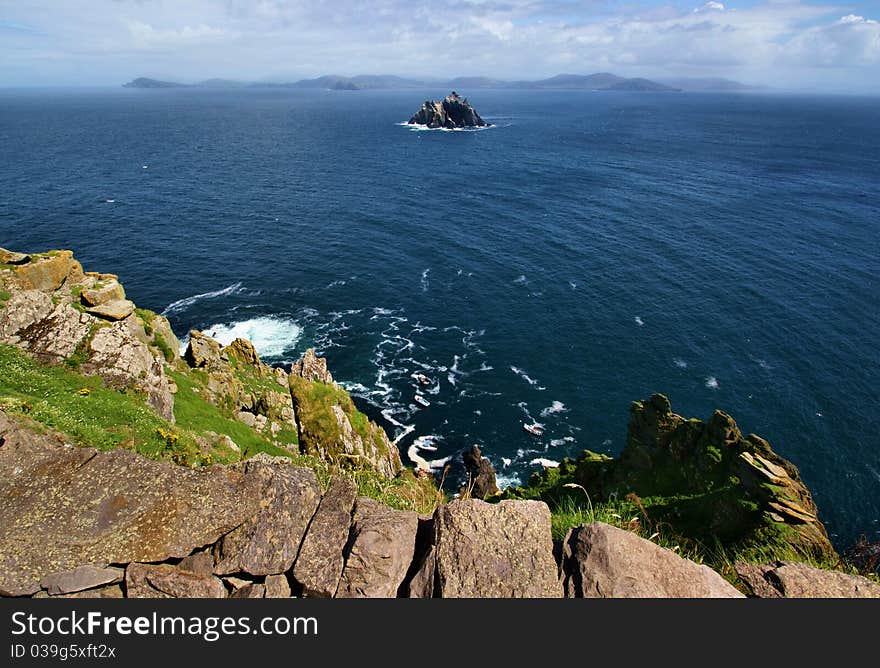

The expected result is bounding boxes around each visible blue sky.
[1,1,878,90]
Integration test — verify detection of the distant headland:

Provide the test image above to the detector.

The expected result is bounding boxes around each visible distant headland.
[121,72,745,92]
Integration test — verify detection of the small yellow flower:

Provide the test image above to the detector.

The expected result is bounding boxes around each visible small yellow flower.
[78,387,91,396]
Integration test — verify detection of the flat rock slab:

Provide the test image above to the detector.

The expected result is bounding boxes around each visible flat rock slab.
[86,298,135,321]
[126,563,226,599]
[292,476,357,597]
[562,522,743,598]
[336,498,418,598]
[214,456,321,577]
[81,280,125,307]
[736,561,880,598]
[40,565,124,596]
[432,499,562,598]
[0,413,261,596]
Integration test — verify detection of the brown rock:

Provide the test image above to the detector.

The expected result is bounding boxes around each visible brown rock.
[0,413,262,596]
[0,247,30,264]
[562,522,742,598]
[225,338,261,367]
[432,499,562,598]
[81,280,125,307]
[290,348,333,383]
[336,498,418,598]
[125,563,226,598]
[86,299,135,321]
[40,565,124,595]
[184,330,223,369]
[292,477,357,598]
[264,574,291,598]
[736,561,880,598]
[231,583,266,598]
[12,251,83,292]
[459,444,499,499]
[178,552,214,576]
[214,456,321,577]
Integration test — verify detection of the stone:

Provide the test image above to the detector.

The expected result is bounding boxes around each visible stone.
[290,348,334,383]
[86,299,135,321]
[125,563,226,599]
[293,477,357,598]
[83,322,175,422]
[264,574,291,598]
[0,295,91,363]
[178,552,214,576]
[225,338,261,366]
[40,565,124,595]
[12,251,83,292]
[459,444,499,499]
[336,498,418,598]
[0,247,30,264]
[184,330,223,369]
[562,522,743,598]
[432,499,561,598]
[81,280,125,307]
[44,585,124,599]
[231,583,266,598]
[408,92,489,129]
[214,457,321,577]
[0,413,262,596]
[735,561,880,598]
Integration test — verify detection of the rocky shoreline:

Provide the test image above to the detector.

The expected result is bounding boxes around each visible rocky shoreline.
[1,247,878,598]
[408,91,489,129]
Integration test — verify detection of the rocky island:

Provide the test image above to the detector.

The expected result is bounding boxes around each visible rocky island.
[408,91,489,129]
[0,246,877,598]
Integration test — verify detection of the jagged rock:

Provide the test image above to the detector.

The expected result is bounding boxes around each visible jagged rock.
[459,444,499,499]
[125,563,226,599]
[184,330,224,369]
[0,413,262,596]
[178,552,214,576]
[432,499,561,598]
[264,574,291,598]
[0,294,92,363]
[81,280,125,307]
[36,585,124,599]
[83,322,175,422]
[408,91,489,129]
[735,561,880,598]
[291,348,334,383]
[0,247,30,264]
[336,498,418,598]
[225,338,261,367]
[231,583,266,598]
[562,522,742,598]
[214,456,321,577]
[293,477,357,598]
[40,565,124,595]
[11,250,83,292]
[403,516,437,598]
[86,298,135,321]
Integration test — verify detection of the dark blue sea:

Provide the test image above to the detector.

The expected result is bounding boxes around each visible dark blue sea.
[1,87,878,548]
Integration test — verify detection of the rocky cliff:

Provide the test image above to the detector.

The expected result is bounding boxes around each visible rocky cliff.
[0,246,873,598]
[408,91,489,128]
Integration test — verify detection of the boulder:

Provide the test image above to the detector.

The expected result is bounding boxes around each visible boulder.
[86,298,135,321]
[0,247,30,264]
[735,561,880,598]
[459,444,499,499]
[81,280,125,307]
[214,456,321,577]
[225,338,261,367]
[230,583,266,598]
[336,498,418,598]
[561,522,743,598]
[40,565,124,596]
[408,92,489,129]
[11,251,83,292]
[292,476,357,598]
[177,552,214,576]
[0,413,262,596]
[184,330,223,369]
[432,499,561,598]
[0,295,92,363]
[290,348,333,383]
[125,563,226,599]
[264,574,291,598]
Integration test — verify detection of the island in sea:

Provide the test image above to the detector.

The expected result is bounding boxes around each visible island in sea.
[408,91,489,129]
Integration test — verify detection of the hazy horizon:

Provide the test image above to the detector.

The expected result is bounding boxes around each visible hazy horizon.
[1,1,879,93]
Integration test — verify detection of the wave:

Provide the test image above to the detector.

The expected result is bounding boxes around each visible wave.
[421,268,430,292]
[398,121,494,133]
[634,316,644,327]
[186,316,302,360]
[529,458,560,468]
[495,472,521,489]
[513,275,527,284]
[540,400,567,417]
[673,358,688,369]
[705,376,719,389]
[162,282,243,316]
[510,366,546,390]
[549,436,575,447]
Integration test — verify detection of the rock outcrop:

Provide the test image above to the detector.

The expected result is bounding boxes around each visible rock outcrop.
[510,393,837,564]
[735,561,880,598]
[562,522,742,598]
[408,92,489,129]
[459,444,499,499]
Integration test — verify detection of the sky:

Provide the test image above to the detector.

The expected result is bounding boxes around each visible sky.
[0,1,878,91]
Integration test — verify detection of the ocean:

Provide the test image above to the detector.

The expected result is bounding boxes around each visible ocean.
[1,86,877,548]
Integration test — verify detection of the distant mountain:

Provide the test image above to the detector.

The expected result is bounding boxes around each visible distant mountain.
[123,72,681,92]
[658,77,759,92]
[123,77,188,89]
